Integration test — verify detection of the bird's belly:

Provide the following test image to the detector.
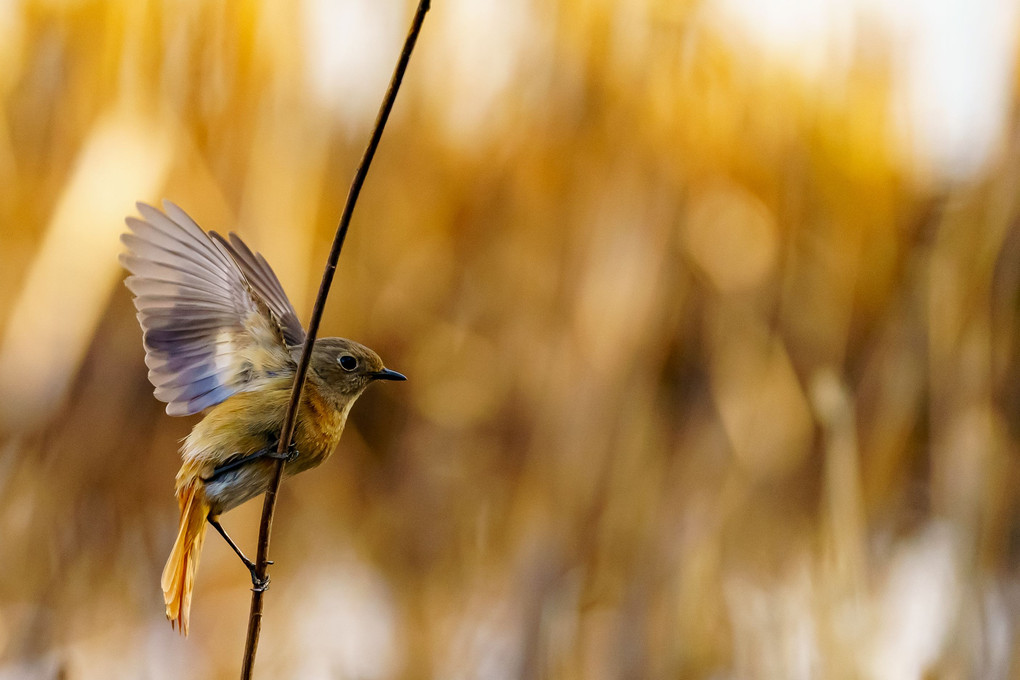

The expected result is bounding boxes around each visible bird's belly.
[202,460,277,515]
[182,386,346,516]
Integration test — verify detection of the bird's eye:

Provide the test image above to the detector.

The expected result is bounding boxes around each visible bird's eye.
[338,355,358,371]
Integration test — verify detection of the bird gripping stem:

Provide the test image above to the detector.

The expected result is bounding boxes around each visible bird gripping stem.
[239,2,431,677]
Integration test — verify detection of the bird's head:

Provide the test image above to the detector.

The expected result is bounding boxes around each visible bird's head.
[309,337,405,402]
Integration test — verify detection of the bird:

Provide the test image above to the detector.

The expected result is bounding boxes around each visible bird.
[120,201,405,635]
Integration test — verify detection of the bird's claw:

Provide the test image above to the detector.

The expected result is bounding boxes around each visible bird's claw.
[248,565,271,592]
[266,439,299,463]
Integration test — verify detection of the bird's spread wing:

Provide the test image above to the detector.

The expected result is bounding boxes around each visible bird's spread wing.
[120,201,305,416]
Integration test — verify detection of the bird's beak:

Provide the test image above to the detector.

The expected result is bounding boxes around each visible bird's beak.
[371,368,406,381]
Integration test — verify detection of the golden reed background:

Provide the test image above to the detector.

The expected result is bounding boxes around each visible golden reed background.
[1,1,1020,678]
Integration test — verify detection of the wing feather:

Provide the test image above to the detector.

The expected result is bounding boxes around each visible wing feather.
[209,231,305,346]
[121,201,304,416]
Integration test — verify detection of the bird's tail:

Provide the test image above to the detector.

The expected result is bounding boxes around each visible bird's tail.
[161,479,209,636]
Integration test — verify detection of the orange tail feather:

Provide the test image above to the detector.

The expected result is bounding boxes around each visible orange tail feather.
[161,480,209,636]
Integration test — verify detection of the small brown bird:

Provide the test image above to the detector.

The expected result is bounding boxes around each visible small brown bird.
[120,201,405,635]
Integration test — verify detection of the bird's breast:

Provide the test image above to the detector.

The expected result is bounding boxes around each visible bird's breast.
[290,384,349,473]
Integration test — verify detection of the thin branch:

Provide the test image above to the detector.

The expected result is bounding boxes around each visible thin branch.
[239,2,431,677]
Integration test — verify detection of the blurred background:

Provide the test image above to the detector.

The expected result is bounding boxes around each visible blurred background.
[2,0,1020,677]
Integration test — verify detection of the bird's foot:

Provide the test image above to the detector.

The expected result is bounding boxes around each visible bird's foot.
[250,573,270,593]
[265,440,299,463]
[248,561,273,592]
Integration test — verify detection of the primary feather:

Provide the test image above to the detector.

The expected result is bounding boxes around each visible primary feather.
[120,201,305,416]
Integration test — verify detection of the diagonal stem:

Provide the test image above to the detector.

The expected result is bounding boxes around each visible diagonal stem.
[239,2,431,677]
